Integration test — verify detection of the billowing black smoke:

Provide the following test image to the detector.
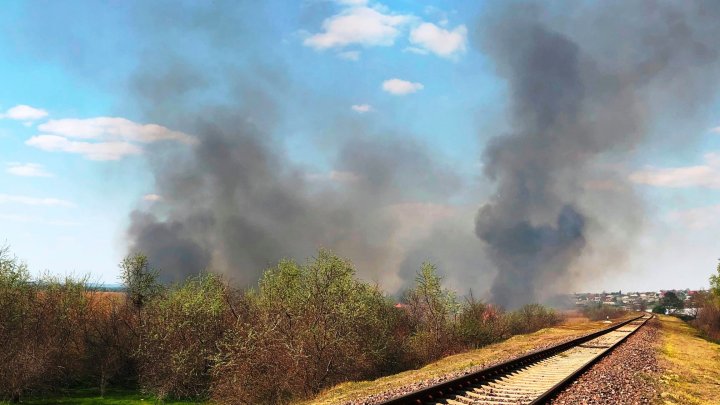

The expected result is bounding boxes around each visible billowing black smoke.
[20,0,716,299]
[476,1,720,308]
[118,2,465,286]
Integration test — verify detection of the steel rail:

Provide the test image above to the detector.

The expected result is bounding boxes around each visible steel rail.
[528,314,652,404]
[379,314,651,405]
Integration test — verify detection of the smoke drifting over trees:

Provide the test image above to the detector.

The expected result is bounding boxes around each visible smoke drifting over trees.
[125,1,464,288]
[475,1,720,307]
[121,1,720,307]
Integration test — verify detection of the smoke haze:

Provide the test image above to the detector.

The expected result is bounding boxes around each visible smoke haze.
[118,1,720,307]
[123,1,468,288]
[475,1,720,308]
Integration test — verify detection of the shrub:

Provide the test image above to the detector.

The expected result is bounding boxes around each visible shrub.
[212,249,399,403]
[136,273,233,400]
[120,253,161,309]
[0,246,38,402]
[506,304,562,334]
[0,245,94,403]
[652,305,666,314]
[82,291,137,396]
[457,294,507,348]
[693,301,720,341]
[583,303,628,320]
[211,305,295,404]
[692,262,720,341]
[403,263,460,364]
[0,246,578,403]
[33,275,93,386]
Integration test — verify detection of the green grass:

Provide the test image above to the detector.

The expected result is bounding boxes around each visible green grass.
[10,388,207,405]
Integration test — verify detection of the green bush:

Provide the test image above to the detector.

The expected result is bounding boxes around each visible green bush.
[457,295,507,348]
[582,303,628,320]
[137,273,233,400]
[403,263,460,365]
[0,246,36,402]
[506,304,562,334]
[0,246,572,404]
[0,246,95,402]
[652,305,666,314]
[693,261,720,341]
[212,249,400,403]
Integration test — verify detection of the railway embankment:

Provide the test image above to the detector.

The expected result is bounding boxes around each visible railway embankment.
[550,317,661,404]
[299,315,638,405]
[658,315,720,404]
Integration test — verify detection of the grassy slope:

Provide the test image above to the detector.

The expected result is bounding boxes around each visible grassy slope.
[298,315,633,405]
[658,315,720,404]
[9,389,206,405]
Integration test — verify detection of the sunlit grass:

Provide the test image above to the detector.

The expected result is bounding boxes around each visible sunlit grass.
[659,315,720,405]
[298,315,634,405]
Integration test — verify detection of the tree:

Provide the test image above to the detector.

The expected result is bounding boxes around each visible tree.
[119,253,161,309]
[213,249,399,403]
[403,262,459,363]
[0,245,35,402]
[660,291,684,313]
[0,246,94,402]
[711,259,720,304]
[137,273,232,399]
[457,292,506,348]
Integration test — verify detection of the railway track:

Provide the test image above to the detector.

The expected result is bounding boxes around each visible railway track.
[380,314,653,405]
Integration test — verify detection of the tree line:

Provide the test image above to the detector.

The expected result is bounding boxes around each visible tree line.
[0,246,561,404]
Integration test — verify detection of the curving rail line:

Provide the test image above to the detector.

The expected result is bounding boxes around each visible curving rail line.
[379,314,653,405]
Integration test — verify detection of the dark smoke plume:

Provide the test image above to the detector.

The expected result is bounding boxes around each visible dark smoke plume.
[121,1,464,286]
[476,1,720,308]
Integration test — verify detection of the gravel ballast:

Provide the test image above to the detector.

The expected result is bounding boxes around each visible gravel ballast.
[341,318,660,405]
[550,317,661,405]
[343,326,623,405]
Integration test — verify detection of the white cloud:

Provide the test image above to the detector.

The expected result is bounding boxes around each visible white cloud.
[409,22,467,58]
[38,117,196,144]
[351,104,373,113]
[143,193,163,202]
[26,135,143,161]
[5,162,53,177]
[668,204,720,229]
[710,126,720,133]
[26,117,194,161]
[304,6,411,50]
[338,50,361,61]
[382,78,424,95]
[629,153,720,189]
[307,170,360,183]
[0,193,74,207]
[0,105,48,121]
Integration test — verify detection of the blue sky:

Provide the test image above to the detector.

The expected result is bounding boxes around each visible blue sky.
[1,0,719,292]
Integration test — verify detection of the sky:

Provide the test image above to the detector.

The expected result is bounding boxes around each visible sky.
[1,0,719,294]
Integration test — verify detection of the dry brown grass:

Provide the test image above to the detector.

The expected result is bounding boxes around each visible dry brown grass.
[88,291,126,311]
[658,315,720,404]
[297,314,637,405]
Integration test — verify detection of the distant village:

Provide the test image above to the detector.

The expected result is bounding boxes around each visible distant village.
[572,289,705,312]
